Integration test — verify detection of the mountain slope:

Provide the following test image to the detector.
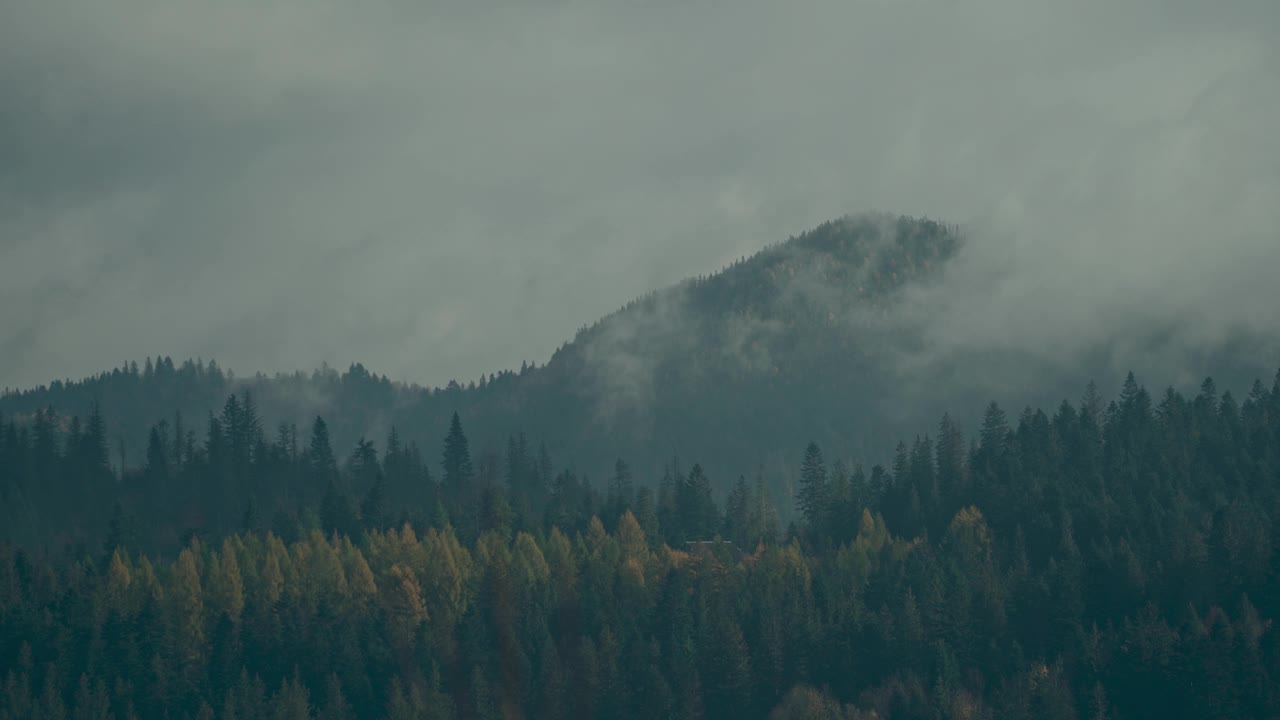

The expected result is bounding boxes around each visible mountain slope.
[0,214,961,486]
[6,209,1273,505]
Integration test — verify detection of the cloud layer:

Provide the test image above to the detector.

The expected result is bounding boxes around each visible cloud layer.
[2,0,1277,391]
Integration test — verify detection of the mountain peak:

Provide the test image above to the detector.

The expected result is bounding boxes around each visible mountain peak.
[0,214,968,487]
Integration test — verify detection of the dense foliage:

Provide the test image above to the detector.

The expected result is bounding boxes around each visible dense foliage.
[3,369,1280,719]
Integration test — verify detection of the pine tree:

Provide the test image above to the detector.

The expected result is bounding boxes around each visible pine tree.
[470,666,500,720]
[83,402,111,479]
[503,433,529,490]
[608,458,634,526]
[978,402,1009,458]
[350,437,386,529]
[442,412,473,496]
[796,442,828,532]
[754,474,780,548]
[360,478,387,531]
[307,417,338,483]
[316,674,353,720]
[37,667,66,720]
[169,547,205,695]
[535,442,554,497]
[724,476,753,548]
[270,675,312,720]
[908,435,936,536]
[102,502,135,563]
[703,616,753,719]
[478,482,513,539]
[936,413,968,502]
[634,485,661,544]
[679,464,719,540]
[385,677,415,720]
[144,424,170,485]
[382,564,428,672]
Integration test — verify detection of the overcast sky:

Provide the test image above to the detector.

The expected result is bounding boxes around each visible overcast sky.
[2,0,1277,391]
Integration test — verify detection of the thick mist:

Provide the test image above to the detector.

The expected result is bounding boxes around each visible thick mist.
[2,0,1277,396]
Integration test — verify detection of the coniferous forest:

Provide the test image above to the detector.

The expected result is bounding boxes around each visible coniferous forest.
[7,0,1280,715]
[3,368,1280,719]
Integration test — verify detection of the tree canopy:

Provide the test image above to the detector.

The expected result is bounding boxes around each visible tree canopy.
[2,368,1280,718]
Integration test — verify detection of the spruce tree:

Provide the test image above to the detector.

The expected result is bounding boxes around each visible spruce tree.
[307,416,338,483]
[797,442,828,532]
[442,412,473,495]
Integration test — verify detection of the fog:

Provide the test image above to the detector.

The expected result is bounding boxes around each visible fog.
[2,0,1277,391]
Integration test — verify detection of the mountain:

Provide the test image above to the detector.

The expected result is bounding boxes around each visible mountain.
[0,212,1269,510]
[0,214,958,477]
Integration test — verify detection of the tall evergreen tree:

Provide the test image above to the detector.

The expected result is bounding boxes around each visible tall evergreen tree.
[678,463,719,541]
[307,417,338,483]
[797,442,828,532]
[442,412,474,495]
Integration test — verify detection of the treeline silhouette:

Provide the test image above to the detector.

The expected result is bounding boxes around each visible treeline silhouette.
[1,369,1279,718]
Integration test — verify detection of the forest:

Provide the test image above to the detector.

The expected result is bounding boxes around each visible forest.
[2,368,1280,719]
[6,0,1278,714]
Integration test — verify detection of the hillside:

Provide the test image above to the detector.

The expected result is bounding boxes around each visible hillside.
[2,211,1269,523]
[0,214,961,487]
[5,215,1280,720]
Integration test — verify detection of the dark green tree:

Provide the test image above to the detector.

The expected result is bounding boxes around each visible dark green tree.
[796,442,828,532]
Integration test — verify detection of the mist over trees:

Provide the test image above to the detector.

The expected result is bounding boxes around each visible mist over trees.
[3,215,964,486]
[3,215,1280,719]
[3,367,1280,718]
[7,215,1266,501]
[5,0,1277,712]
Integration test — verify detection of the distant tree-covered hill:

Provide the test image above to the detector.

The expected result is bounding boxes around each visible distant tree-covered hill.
[0,212,1268,507]
[0,214,963,487]
[3,212,1280,717]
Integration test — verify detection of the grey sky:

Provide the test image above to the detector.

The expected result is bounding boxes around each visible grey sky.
[2,0,1277,391]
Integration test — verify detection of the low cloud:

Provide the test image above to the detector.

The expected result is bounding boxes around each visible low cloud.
[1,0,1276,397]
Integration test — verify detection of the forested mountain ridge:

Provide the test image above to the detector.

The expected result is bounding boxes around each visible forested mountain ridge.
[0,213,962,489]
[4,210,1280,717]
